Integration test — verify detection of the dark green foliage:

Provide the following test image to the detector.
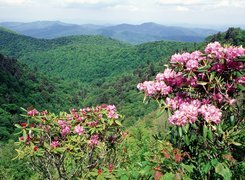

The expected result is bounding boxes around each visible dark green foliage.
[0,54,88,140]
[206,27,245,46]
[0,140,39,179]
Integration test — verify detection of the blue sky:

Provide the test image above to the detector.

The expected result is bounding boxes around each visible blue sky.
[0,0,245,27]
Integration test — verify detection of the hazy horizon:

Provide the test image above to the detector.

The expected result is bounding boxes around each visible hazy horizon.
[0,0,245,30]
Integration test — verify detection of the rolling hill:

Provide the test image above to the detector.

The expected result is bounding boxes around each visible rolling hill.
[0,27,196,82]
[0,21,217,44]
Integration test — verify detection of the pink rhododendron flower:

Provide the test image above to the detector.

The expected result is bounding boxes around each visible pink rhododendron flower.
[154,81,172,95]
[168,100,201,126]
[58,120,67,127]
[28,109,39,116]
[51,141,60,148]
[41,110,48,115]
[205,42,224,59]
[212,93,223,103]
[137,81,156,96]
[74,125,85,135]
[236,76,245,85]
[210,63,225,73]
[88,135,99,146]
[87,120,99,127]
[199,104,222,124]
[106,105,116,111]
[61,125,71,136]
[186,59,199,70]
[155,68,184,87]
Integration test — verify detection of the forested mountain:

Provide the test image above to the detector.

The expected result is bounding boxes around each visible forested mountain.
[206,27,245,46]
[0,21,217,44]
[0,54,92,140]
[0,27,198,140]
[0,28,196,82]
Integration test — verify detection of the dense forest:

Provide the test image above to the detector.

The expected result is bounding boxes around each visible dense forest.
[0,27,244,179]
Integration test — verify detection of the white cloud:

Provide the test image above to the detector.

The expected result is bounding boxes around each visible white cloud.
[64,0,112,4]
[0,0,31,6]
[110,4,140,12]
[158,0,201,5]
[176,6,189,12]
[216,0,245,8]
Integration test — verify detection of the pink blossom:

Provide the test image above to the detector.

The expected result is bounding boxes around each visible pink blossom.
[154,81,172,95]
[187,76,198,87]
[87,120,99,127]
[191,50,204,61]
[61,125,71,136]
[106,105,116,111]
[186,59,199,70]
[80,108,87,115]
[58,120,67,127]
[199,104,222,124]
[205,42,224,59]
[169,110,188,126]
[170,52,191,64]
[77,116,85,122]
[74,125,85,135]
[108,111,119,119]
[137,81,156,96]
[210,63,225,73]
[27,109,39,116]
[88,135,99,146]
[41,110,48,115]
[51,141,60,148]
[168,100,201,126]
[224,46,245,60]
[212,93,223,103]
[236,76,245,85]
[156,68,184,87]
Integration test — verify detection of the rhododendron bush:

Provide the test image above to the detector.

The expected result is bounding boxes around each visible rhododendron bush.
[15,104,124,179]
[138,42,245,179]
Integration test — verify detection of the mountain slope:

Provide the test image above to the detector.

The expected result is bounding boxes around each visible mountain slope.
[0,53,89,140]
[0,21,217,44]
[205,27,245,46]
[0,28,196,82]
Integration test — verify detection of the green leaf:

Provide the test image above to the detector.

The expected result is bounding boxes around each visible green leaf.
[230,115,235,125]
[178,127,183,137]
[23,129,27,141]
[115,120,122,126]
[14,124,22,129]
[184,135,190,145]
[231,141,242,146]
[181,164,194,173]
[203,162,212,174]
[203,124,207,142]
[215,163,232,180]
[162,172,174,180]
[211,159,219,167]
[182,124,189,134]
[197,81,208,86]
[207,128,213,141]
[120,175,129,180]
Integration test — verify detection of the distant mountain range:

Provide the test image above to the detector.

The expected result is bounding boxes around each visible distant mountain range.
[0,21,218,44]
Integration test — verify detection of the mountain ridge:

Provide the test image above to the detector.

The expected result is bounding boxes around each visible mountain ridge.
[0,21,218,44]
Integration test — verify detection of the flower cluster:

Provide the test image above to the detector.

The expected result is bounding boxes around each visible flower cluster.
[170,51,204,70]
[16,104,124,178]
[21,104,123,150]
[138,42,245,126]
[199,104,222,124]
